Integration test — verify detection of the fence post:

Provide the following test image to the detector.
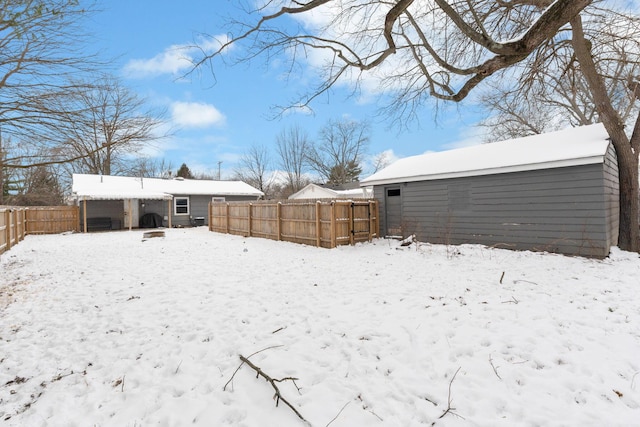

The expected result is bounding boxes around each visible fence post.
[4,209,10,251]
[330,202,336,248]
[315,201,321,247]
[348,202,354,246]
[368,200,374,242]
[208,203,212,231]
[248,203,253,237]
[225,203,230,234]
[19,209,25,241]
[277,202,282,241]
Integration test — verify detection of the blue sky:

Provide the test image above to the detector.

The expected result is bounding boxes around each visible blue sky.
[87,1,484,179]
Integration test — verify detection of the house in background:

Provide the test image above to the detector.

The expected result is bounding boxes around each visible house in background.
[361,123,619,258]
[72,174,263,231]
[288,183,373,200]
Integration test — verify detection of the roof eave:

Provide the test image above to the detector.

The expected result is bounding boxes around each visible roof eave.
[362,155,606,186]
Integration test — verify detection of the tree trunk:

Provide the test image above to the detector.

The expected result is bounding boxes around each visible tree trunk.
[571,17,640,253]
[617,149,640,251]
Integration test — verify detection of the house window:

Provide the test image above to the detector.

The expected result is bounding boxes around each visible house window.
[212,197,226,203]
[174,197,190,215]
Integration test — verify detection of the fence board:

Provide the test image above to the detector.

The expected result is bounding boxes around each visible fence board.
[209,199,378,248]
[25,206,80,234]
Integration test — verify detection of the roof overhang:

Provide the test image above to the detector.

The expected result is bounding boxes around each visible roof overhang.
[361,155,606,187]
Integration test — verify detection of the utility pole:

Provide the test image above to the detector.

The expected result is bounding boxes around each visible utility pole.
[217,161,222,180]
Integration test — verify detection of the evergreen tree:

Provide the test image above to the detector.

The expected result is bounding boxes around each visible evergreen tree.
[176,163,194,179]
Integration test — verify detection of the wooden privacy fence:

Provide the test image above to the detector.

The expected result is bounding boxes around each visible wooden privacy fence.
[209,199,379,248]
[1,206,80,255]
[1,207,26,255]
[25,206,80,235]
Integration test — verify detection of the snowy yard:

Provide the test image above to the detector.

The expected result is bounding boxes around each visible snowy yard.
[1,228,639,426]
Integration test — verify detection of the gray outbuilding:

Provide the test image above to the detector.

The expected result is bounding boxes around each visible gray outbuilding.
[361,123,619,257]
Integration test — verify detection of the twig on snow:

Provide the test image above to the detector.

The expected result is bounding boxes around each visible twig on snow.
[437,367,464,420]
[501,296,519,304]
[489,355,502,380]
[513,279,538,286]
[326,401,351,427]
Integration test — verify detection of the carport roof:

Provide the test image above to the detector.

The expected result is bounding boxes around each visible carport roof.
[361,123,611,186]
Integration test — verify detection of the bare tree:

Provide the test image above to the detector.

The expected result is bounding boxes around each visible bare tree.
[58,77,166,176]
[193,0,640,252]
[307,118,369,185]
[0,0,103,203]
[5,165,64,206]
[233,143,275,196]
[276,125,312,195]
[370,150,393,174]
[479,6,639,141]
[126,157,174,178]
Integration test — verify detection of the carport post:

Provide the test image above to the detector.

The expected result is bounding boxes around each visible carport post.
[167,199,172,228]
[83,199,87,233]
[128,199,132,231]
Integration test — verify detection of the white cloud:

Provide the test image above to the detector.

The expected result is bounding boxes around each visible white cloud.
[441,127,486,150]
[123,34,233,78]
[171,101,226,128]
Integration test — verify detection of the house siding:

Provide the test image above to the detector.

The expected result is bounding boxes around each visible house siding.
[602,142,619,250]
[146,194,259,227]
[375,161,616,257]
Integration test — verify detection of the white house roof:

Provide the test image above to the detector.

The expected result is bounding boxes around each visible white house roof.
[288,183,373,199]
[72,174,264,200]
[361,123,611,186]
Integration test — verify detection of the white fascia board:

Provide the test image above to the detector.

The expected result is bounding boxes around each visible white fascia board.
[362,155,605,187]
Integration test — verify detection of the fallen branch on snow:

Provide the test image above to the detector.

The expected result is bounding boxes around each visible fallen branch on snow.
[223,346,308,425]
[437,367,464,421]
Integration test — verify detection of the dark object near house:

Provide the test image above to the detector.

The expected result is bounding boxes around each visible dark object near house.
[86,217,112,232]
[140,213,164,228]
[192,217,205,227]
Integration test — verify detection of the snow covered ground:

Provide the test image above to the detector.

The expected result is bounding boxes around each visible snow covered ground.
[1,228,639,426]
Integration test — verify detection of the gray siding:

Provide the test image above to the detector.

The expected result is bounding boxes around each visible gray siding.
[602,142,619,250]
[143,200,171,227]
[375,161,618,257]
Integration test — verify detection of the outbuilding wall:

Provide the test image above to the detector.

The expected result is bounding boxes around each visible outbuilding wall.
[374,159,619,257]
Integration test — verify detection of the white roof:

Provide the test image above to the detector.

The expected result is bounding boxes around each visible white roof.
[288,183,372,199]
[72,174,264,200]
[361,123,611,186]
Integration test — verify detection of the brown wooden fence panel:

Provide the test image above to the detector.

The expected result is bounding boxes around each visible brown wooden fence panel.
[1,207,26,255]
[25,206,80,234]
[1,208,9,255]
[209,199,378,248]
